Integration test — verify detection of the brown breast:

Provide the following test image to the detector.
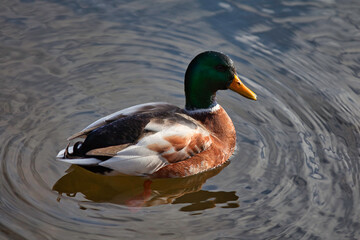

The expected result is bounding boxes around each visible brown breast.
[151,106,236,178]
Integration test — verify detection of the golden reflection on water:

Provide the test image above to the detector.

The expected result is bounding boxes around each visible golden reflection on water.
[53,163,239,211]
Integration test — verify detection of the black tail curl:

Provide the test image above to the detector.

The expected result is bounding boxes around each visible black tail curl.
[64,141,84,158]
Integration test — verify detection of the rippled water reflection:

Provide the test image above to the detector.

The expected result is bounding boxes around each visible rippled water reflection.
[1,0,360,239]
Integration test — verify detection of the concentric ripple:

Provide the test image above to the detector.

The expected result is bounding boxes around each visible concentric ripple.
[1,0,360,239]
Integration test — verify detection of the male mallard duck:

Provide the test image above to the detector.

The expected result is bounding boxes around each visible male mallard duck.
[57,51,257,178]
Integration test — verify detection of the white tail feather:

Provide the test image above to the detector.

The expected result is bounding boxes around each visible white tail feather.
[56,157,102,165]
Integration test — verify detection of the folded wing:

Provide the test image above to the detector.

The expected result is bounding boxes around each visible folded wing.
[57,104,213,176]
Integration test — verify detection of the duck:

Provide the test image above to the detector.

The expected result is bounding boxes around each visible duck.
[56,51,257,178]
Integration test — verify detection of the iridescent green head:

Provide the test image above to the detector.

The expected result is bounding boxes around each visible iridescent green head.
[184,51,257,110]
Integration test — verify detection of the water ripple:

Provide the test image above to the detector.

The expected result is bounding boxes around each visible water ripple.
[1,0,360,239]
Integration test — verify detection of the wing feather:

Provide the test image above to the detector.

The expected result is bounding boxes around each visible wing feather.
[67,102,175,140]
[86,144,130,156]
[97,115,212,175]
[58,107,213,176]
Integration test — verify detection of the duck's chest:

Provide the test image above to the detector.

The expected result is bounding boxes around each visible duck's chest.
[188,107,236,148]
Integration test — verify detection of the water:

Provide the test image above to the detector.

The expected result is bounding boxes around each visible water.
[1,0,360,239]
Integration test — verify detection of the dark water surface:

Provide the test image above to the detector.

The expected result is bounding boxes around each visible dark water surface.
[1,0,360,239]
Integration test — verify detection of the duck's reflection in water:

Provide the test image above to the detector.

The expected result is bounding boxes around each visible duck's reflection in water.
[53,162,239,211]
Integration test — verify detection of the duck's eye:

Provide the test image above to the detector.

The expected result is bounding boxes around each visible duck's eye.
[215,65,227,72]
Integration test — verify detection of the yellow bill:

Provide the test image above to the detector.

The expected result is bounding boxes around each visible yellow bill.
[228,75,257,100]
